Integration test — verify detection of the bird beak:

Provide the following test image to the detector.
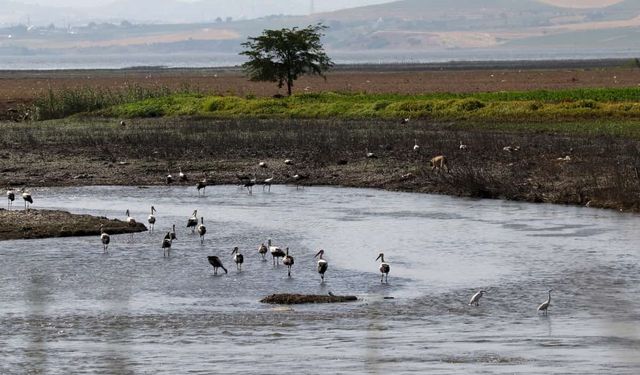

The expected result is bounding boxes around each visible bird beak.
[375,254,381,261]
[314,250,321,258]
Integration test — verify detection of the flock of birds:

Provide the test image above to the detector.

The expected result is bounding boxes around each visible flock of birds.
[6,128,553,314]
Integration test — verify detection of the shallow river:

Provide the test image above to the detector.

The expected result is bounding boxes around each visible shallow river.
[1,185,639,374]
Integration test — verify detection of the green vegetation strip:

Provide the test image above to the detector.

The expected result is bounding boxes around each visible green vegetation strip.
[35,86,640,123]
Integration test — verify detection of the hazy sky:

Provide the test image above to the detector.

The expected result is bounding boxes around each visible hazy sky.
[17,0,398,13]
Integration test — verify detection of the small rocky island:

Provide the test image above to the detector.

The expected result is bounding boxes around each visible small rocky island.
[0,209,147,241]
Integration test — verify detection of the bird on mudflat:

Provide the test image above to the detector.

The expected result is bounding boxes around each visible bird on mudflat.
[283,247,295,277]
[207,255,228,275]
[315,249,328,283]
[231,247,244,271]
[376,252,390,283]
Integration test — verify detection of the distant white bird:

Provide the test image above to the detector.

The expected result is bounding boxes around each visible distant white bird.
[231,246,244,271]
[147,206,157,231]
[366,148,377,159]
[179,167,188,182]
[283,247,295,277]
[262,177,274,192]
[400,117,410,125]
[100,224,110,252]
[413,139,420,152]
[7,189,15,210]
[125,209,136,239]
[284,159,293,165]
[119,120,126,127]
[187,210,198,233]
[258,243,268,261]
[197,217,206,244]
[292,174,308,190]
[22,189,33,210]
[315,249,328,283]
[469,290,487,306]
[259,161,267,168]
[537,289,553,315]
[166,169,174,184]
[459,140,468,150]
[376,252,390,283]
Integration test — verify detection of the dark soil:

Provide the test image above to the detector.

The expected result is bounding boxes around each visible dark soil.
[0,208,147,241]
[260,293,358,304]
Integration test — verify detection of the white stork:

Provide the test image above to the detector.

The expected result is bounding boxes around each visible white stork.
[283,247,295,277]
[268,239,285,266]
[376,253,390,283]
[179,167,188,182]
[22,189,33,210]
[315,249,328,282]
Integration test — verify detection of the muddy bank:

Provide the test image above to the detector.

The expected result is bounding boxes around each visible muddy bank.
[0,209,147,241]
[261,294,358,304]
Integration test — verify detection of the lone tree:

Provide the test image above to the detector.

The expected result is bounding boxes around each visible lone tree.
[240,24,333,96]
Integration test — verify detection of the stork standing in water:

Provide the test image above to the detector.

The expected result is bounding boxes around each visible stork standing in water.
[315,249,328,283]
[376,253,390,283]
[469,290,487,306]
[196,175,207,196]
[231,247,244,271]
[22,189,33,210]
[258,243,268,261]
[100,224,110,252]
[244,178,256,195]
[207,255,228,275]
[283,247,295,277]
[197,217,206,244]
[261,177,273,192]
[268,239,285,266]
[162,231,172,257]
[292,174,307,190]
[179,167,188,182]
[125,209,137,240]
[187,210,198,233]
[170,224,177,240]
[537,289,553,315]
[147,206,157,231]
[7,189,15,210]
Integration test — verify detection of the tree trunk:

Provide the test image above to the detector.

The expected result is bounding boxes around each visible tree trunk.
[287,79,292,96]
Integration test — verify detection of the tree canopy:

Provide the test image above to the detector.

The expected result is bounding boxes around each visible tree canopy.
[240,24,333,96]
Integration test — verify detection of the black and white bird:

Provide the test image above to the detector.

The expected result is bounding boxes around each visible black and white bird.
[244,178,256,195]
[400,117,410,125]
[7,189,15,210]
[100,224,110,252]
[187,210,198,233]
[147,206,157,231]
[196,175,207,196]
[366,148,377,159]
[179,167,188,182]
[292,174,308,190]
[197,217,206,244]
[283,247,295,277]
[537,289,553,315]
[125,209,136,240]
[469,290,487,306]
[413,139,420,152]
[315,249,328,282]
[268,239,285,266]
[376,252,390,283]
[459,140,468,150]
[22,189,33,210]
[166,169,174,184]
[162,231,172,257]
[119,120,126,127]
[284,159,293,165]
[231,247,244,271]
[258,243,268,261]
[207,255,228,275]
[258,161,268,168]
[261,177,274,192]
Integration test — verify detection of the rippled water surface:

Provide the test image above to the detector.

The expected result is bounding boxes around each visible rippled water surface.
[1,186,639,374]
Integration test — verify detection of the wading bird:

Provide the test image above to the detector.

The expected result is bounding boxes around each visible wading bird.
[261,177,273,192]
[166,169,174,184]
[147,206,157,231]
[207,255,228,275]
[187,210,198,233]
[125,209,136,240]
[7,189,15,209]
[170,224,177,240]
[231,247,244,271]
[292,174,307,190]
[244,178,256,195]
[315,249,328,282]
[196,175,207,196]
[162,231,172,257]
[268,239,285,266]
[376,253,390,283]
[22,189,33,210]
[197,217,206,244]
[413,139,420,152]
[179,167,188,182]
[258,243,268,261]
[100,224,110,252]
[469,290,487,306]
[537,289,553,315]
[283,247,295,277]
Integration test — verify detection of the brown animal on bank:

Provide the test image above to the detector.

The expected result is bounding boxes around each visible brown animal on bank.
[430,155,449,173]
